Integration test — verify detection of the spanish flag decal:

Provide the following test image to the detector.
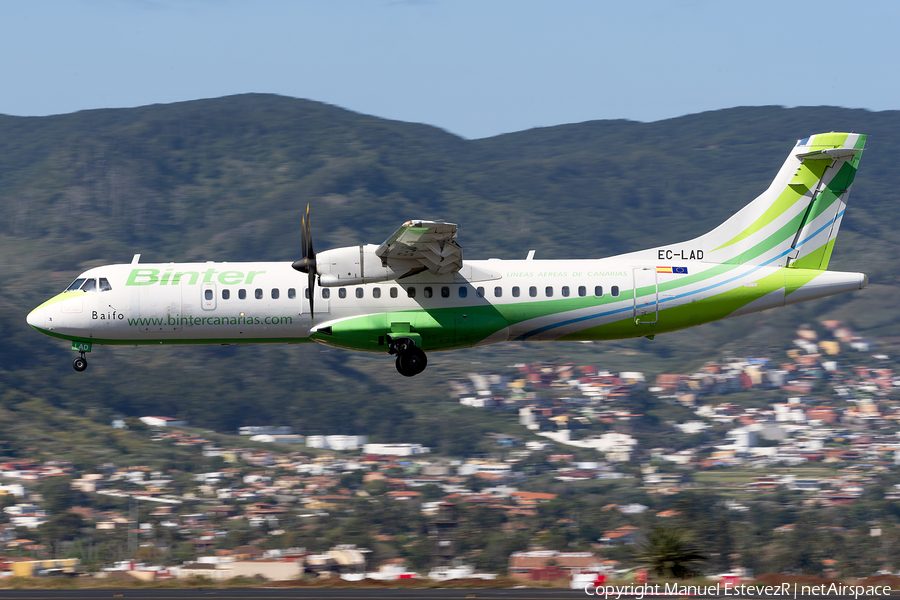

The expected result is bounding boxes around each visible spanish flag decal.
[657,266,688,274]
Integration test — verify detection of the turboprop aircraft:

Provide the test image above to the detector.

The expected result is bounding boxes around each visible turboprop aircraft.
[27,133,868,377]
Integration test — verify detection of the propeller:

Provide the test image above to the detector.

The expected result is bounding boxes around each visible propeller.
[291,204,317,322]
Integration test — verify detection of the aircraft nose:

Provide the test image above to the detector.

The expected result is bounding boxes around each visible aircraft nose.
[26,307,42,329]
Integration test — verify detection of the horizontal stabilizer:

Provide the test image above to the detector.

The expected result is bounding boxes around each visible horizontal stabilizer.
[796,147,862,161]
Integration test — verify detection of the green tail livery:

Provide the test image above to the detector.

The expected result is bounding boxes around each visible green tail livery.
[27,133,868,376]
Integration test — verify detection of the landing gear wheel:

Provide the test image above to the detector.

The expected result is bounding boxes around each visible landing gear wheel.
[395,347,427,377]
[73,356,87,372]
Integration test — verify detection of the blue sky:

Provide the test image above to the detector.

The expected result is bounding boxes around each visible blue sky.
[1,0,897,139]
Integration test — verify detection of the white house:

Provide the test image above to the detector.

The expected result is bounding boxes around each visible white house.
[362,443,430,456]
[306,435,367,450]
[726,426,758,452]
[458,461,512,476]
[0,483,26,497]
[325,435,367,451]
[537,430,638,461]
[139,416,188,428]
[250,434,305,444]
[238,426,293,436]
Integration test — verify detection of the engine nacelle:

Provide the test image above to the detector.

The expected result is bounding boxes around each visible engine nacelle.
[316,244,419,287]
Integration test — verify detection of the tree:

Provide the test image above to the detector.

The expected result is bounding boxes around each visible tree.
[35,476,85,514]
[711,518,734,572]
[464,474,487,493]
[37,512,85,548]
[777,512,820,574]
[632,527,706,579]
[339,469,364,490]
[418,484,445,501]
[364,479,389,496]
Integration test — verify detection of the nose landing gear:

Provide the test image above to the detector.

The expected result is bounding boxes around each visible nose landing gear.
[387,335,428,377]
[70,341,91,372]
[73,352,88,372]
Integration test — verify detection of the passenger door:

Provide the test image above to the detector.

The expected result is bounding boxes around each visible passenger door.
[632,267,658,325]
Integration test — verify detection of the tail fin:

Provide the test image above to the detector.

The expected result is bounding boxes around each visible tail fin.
[676,133,866,269]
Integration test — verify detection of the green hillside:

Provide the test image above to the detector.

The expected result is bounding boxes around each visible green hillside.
[2,95,897,439]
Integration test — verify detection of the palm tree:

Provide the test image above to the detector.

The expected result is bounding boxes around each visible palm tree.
[632,527,706,579]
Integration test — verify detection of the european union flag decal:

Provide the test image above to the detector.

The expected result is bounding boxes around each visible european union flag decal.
[657,266,689,274]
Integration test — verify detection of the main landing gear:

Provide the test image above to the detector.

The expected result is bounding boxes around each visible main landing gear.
[73,352,88,372]
[387,336,427,377]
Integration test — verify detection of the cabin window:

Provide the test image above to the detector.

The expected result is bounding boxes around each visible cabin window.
[407,287,416,298]
[512,286,520,297]
[239,289,247,300]
[594,286,603,297]
[529,286,537,297]
[578,286,586,297]
[476,287,484,298]
[271,288,279,300]
[373,288,381,299]
[441,286,450,298]
[81,279,97,293]
[205,289,213,301]
[459,287,468,298]
[338,288,347,299]
[66,278,86,292]
[99,278,112,292]
[356,288,364,299]
[390,288,398,298]
[322,288,330,299]
[611,286,619,297]
[494,286,502,298]
[424,287,433,298]
[254,288,263,299]
[222,289,230,300]
[288,288,296,299]
[561,286,570,297]
[304,289,309,299]
[545,286,553,297]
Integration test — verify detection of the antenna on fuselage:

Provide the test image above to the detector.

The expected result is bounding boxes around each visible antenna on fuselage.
[131,254,141,264]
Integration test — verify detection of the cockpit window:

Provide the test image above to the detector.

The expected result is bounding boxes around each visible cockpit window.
[99,278,112,292]
[66,278,86,292]
[81,279,97,293]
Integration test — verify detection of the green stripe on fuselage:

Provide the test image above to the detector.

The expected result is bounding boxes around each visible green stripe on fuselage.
[26,326,316,346]
[560,268,787,341]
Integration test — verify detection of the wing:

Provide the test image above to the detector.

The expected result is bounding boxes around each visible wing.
[376,220,463,276]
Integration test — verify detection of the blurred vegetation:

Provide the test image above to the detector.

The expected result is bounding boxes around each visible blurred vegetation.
[1,94,897,445]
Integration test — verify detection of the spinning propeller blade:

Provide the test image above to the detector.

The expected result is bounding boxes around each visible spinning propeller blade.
[291,204,317,322]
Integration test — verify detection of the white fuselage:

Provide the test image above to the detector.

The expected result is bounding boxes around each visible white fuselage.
[26,257,865,350]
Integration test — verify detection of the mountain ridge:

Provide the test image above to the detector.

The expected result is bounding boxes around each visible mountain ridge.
[2,94,897,437]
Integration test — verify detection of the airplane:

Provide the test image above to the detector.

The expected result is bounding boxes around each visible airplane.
[27,132,868,377]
